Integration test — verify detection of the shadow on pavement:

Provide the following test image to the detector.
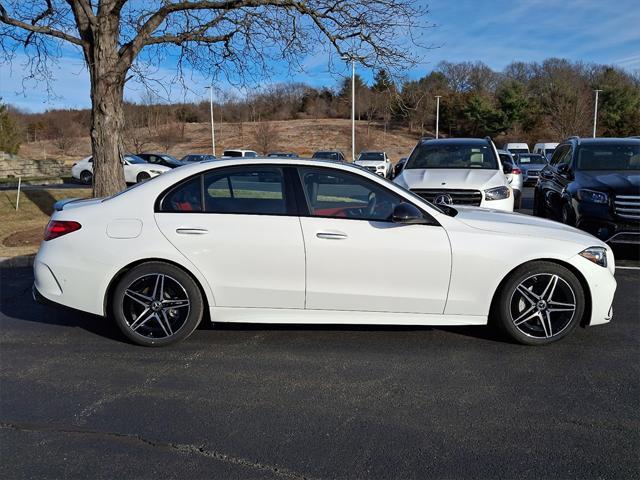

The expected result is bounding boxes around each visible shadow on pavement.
[0,266,123,342]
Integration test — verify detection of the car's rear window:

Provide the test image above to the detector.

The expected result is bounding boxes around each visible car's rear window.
[577,144,640,170]
[405,143,498,170]
[223,150,243,157]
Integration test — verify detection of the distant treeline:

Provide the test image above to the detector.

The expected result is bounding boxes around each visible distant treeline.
[4,58,640,155]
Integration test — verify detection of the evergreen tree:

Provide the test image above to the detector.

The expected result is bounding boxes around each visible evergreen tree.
[0,102,21,154]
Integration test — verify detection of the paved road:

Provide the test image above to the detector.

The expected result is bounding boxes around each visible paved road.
[1,186,639,479]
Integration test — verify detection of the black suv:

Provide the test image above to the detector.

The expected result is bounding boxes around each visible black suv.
[533,137,640,244]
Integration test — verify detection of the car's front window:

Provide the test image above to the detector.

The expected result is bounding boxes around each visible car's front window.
[125,155,146,164]
[358,153,384,161]
[577,144,640,170]
[405,143,498,170]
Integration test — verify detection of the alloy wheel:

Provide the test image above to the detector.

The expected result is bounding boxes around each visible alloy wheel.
[509,273,576,339]
[122,273,191,339]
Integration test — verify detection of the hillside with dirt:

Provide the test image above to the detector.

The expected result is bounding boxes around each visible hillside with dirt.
[18,119,422,166]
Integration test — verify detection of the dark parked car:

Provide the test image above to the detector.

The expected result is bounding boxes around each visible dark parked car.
[180,154,217,163]
[267,152,299,158]
[136,153,185,168]
[533,137,640,244]
[312,150,346,162]
[392,157,408,179]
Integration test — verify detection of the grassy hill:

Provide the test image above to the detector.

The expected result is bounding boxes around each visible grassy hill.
[18,118,422,165]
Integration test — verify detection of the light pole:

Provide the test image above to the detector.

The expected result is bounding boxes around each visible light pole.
[342,55,356,162]
[593,89,602,138]
[204,85,216,156]
[435,95,442,139]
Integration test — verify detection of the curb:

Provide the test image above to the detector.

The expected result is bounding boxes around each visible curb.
[0,254,36,269]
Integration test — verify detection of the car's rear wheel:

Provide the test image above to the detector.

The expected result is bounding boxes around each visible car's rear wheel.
[137,172,151,183]
[111,262,204,346]
[80,170,93,185]
[532,189,545,217]
[562,202,576,226]
[495,261,584,346]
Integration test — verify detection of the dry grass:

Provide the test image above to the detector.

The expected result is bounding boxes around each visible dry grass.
[19,118,420,164]
[0,188,90,257]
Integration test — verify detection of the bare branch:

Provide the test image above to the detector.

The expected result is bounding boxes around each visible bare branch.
[0,2,84,46]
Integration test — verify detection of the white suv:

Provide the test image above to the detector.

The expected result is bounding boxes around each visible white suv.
[393,138,514,212]
[354,151,392,178]
[222,149,258,158]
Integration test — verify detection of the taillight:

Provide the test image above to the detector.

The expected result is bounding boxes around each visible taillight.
[513,168,522,174]
[44,220,82,241]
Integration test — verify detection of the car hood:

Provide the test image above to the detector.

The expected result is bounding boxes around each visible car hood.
[575,170,640,195]
[453,206,604,246]
[400,168,505,190]
[355,160,386,167]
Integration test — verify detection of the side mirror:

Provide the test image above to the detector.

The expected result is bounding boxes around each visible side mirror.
[392,203,427,224]
[502,163,513,174]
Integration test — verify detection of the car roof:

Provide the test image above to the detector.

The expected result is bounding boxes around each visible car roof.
[420,138,491,145]
[563,137,640,146]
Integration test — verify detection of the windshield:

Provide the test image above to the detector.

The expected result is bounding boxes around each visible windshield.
[313,152,340,160]
[508,148,529,154]
[577,144,640,170]
[405,143,498,170]
[516,154,546,164]
[161,155,180,163]
[223,150,243,157]
[125,155,146,164]
[358,152,384,161]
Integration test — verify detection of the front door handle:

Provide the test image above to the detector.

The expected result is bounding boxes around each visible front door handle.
[176,228,209,235]
[316,231,348,240]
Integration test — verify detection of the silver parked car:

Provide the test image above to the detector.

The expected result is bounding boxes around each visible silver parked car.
[514,153,547,185]
[498,150,523,209]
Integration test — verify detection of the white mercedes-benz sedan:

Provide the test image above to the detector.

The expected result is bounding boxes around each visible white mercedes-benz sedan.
[34,158,616,347]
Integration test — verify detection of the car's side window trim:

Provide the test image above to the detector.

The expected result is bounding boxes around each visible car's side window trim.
[155,164,299,217]
[291,165,439,225]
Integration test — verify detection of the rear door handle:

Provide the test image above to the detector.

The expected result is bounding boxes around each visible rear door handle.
[176,228,209,235]
[316,231,348,240]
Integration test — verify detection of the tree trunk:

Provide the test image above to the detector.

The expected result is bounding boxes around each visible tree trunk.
[86,21,127,197]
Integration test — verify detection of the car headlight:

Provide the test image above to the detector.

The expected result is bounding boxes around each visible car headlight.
[484,186,511,201]
[579,247,607,267]
[577,189,608,204]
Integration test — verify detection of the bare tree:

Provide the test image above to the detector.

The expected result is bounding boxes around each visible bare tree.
[1,0,424,196]
[253,121,279,154]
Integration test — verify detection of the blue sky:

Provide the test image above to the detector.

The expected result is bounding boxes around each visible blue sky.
[1,0,639,112]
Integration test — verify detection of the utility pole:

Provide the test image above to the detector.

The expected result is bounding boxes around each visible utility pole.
[435,96,442,139]
[205,85,216,156]
[342,55,356,161]
[593,89,602,138]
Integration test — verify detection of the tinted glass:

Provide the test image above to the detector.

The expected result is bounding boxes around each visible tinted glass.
[125,155,146,164]
[161,176,202,212]
[223,150,243,157]
[508,148,529,154]
[203,167,286,214]
[313,152,339,160]
[516,154,545,164]
[245,152,258,158]
[577,144,640,170]
[359,152,384,160]
[406,143,498,170]
[549,145,569,165]
[298,167,405,222]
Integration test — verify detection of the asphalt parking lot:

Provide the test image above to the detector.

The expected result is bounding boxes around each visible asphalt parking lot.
[1,187,639,479]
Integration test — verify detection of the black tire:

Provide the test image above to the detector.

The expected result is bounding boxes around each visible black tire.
[137,172,151,183]
[532,188,545,217]
[494,261,585,346]
[111,261,204,347]
[80,170,93,185]
[562,202,576,227]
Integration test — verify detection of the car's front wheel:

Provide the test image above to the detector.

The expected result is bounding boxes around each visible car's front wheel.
[495,261,585,345]
[80,170,93,185]
[111,262,204,346]
[137,172,151,183]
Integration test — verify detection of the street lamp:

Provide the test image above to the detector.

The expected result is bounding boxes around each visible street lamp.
[342,55,356,162]
[204,85,216,156]
[593,89,602,138]
[435,95,442,139]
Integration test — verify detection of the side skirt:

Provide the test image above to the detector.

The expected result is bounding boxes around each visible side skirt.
[210,307,487,326]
